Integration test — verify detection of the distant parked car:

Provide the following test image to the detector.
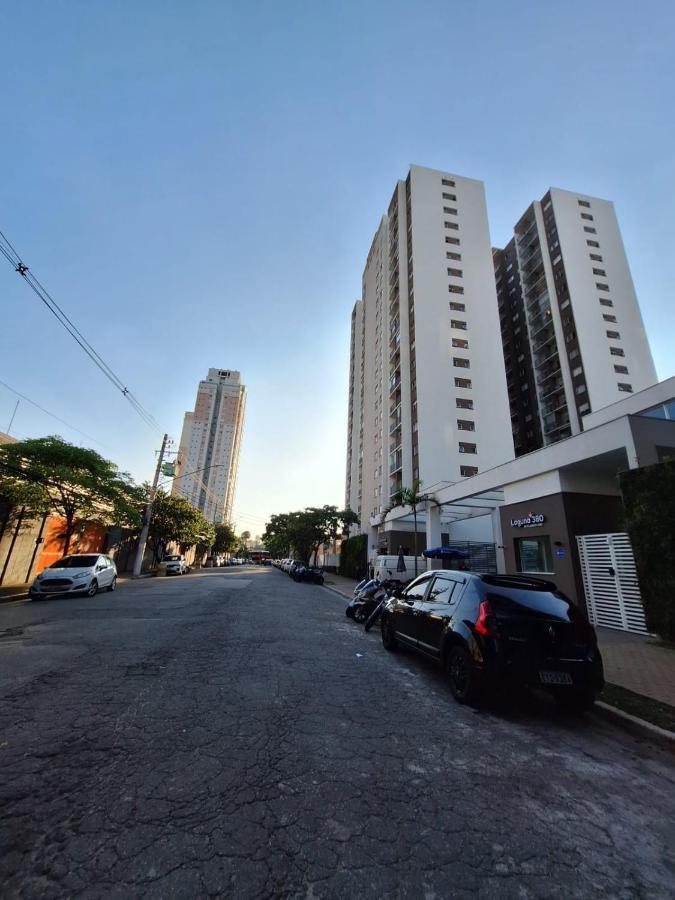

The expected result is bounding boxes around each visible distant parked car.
[29,554,117,599]
[158,554,189,576]
[380,571,604,711]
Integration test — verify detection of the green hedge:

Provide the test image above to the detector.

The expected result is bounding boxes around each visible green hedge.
[620,460,675,641]
[338,534,367,580]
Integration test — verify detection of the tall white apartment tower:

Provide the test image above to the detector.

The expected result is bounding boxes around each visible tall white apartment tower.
[346,165,513,533]
[173,368,246,524]
[494,189,657,455]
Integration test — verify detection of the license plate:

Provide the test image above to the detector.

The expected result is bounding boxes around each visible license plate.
[539,670,573,685]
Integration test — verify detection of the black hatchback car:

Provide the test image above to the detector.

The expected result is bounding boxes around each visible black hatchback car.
[380,571,604,710]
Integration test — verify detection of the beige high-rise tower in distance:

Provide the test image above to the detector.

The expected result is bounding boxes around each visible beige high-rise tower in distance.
[173,368,246,524]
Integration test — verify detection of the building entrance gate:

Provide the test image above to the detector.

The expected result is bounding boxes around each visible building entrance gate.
[576,533,648,635]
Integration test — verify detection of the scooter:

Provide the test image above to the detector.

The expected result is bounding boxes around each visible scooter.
[364,580,402,632]
[345,578,379,620]
[347,579,399,623]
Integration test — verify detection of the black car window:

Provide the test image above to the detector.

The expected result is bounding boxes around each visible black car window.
[427,577,457,603]
[403,576,432,601]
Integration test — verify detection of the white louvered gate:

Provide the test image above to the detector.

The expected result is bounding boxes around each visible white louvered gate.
[576,533,648,634]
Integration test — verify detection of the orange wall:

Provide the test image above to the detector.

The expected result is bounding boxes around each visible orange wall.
[36,518,106,573]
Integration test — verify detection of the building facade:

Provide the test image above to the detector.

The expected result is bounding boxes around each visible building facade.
[173,369,246,524]
[346,165,513,533]
[494,188,657,456]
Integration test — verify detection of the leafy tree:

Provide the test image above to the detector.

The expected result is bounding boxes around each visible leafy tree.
[380,480,436,577]
[620,460,675,641]
[213,522,238,555]
[147,490,213,563]
[0,436,142,555]
[263,506,358,565]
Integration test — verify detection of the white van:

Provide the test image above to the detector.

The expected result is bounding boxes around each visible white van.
[371,555,427,584]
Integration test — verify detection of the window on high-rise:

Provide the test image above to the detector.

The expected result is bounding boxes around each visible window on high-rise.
[584,226,597,234]
[442,178,455,187]
[614,364,629,374]
[453,357,470,368]
[447,268,463,277]
[457,420,475,431]
[459,442,477,454]
[578,200,591,208]
[460,465,478,477]
[618,383,633,392]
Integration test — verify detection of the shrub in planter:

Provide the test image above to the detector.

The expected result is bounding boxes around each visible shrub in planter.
[620,460,675,641]
[338,534,367,580]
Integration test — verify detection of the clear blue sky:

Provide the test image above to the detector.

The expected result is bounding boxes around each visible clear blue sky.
[2,0,674,535]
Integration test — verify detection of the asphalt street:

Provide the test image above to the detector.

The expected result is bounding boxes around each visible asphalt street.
[1,567,674,899]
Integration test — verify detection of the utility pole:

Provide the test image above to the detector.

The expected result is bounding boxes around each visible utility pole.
[133,433,168,578]
[6,399,19,434]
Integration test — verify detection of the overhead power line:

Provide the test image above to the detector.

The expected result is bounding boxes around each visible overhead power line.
[0,378,110,450]
[0,229,163,436]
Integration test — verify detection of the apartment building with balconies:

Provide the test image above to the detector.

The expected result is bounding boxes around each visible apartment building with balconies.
[346,165,513,533]
[494,189,657,454]
[173,368,246,524]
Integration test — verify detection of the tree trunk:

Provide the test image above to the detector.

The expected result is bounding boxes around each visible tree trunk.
[62,515,76,556]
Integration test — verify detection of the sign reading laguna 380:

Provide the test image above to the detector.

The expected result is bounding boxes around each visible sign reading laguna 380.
[510,512,546,528]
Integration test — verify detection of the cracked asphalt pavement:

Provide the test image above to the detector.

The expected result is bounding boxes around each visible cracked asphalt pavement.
[1,566,674,898]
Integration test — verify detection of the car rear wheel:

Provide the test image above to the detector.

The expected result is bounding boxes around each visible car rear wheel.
[447,645,479,705]
[107,576,117,593]
[86,579,98,598]
[381,615,398,651]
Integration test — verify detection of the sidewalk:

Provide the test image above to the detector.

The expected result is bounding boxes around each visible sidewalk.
[596,627,675,708]
[323,573,359,600]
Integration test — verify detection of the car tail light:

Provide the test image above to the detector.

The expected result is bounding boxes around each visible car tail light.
[475,599,500,639]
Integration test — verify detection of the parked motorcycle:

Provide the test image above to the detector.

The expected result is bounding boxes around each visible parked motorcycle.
[346,578,399,624]
[364,580,402,632]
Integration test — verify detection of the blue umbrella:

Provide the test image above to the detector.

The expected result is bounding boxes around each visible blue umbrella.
[423,546,470,559]
[396,546,407,572]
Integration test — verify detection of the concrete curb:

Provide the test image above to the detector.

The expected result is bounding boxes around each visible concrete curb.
[321,583,352,602]
[593,701,675,754]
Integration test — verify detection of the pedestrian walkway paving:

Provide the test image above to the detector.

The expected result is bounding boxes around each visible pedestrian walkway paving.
[596,627,675,708]
[0,581,30,602]
[323,573,359,600]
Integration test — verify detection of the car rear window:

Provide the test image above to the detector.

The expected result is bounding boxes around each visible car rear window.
[482,585,571,618]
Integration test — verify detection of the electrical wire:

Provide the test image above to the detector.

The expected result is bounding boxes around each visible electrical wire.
[0,378,111,450]
[0,229,164,435]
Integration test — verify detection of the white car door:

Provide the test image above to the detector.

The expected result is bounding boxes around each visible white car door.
[96,556,112,587]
